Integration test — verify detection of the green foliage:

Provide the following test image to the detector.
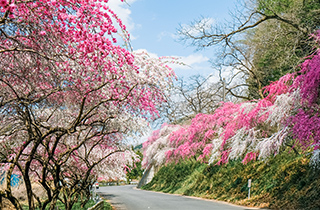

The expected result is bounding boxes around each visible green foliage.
[246,0,320,99]
[143,152,320,209]
[257,0,295,14]
[126,149,144,182]
[134,144,143,150]
[142,160,206,193]
[22,199,112,210]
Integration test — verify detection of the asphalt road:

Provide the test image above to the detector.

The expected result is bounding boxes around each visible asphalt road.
[97,185,258,210]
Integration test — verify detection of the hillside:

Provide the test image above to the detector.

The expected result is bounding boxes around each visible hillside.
[142,152,320,209]
[139,2,320,209]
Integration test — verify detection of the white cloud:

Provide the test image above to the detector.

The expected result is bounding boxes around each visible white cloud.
[107,0,137,32]
[134,49,209,69]
[169,54,210,71]
[134,49,159,58]
[179,54,209,67]
[133,49,213,77]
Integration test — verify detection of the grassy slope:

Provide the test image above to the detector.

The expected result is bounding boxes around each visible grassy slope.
[142,152,320,209]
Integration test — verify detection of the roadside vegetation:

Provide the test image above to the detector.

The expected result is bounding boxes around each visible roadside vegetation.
[0,182,112,210]
[142,152,320,209]
[22,199,96,210]
[125,149,144,183]
[3,196,112,210]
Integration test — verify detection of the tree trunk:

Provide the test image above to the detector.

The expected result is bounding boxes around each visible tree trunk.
[6,166,23,209]
[23,172,35,209]
[0,193,3,210]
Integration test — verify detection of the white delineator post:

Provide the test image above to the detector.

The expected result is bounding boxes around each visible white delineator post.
[248,179,252,199]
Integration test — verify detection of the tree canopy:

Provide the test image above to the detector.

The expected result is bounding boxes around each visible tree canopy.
[0,0,176,209]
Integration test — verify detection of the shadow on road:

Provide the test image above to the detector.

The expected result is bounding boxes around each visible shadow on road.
[99,192,127,210]
[99,193,116,199]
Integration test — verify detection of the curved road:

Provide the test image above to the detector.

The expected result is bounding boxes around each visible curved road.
[97,185,258,210]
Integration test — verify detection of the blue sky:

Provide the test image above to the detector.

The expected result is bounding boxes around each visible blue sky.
[107,0,238,142]
[109,0,236,79]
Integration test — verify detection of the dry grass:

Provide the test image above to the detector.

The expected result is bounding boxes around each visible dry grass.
[1,181,46,209]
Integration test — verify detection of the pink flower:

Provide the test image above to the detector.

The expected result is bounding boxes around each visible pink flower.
[0,0,7,7]
[8,3,16,11]
[40,31,47,36]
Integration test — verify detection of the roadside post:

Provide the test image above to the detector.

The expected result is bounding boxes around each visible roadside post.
[93,184,96,201]
[91,184,99,203]
[248,179,252,199]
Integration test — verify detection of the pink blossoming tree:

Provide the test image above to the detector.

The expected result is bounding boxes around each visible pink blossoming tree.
[143,33,320,169]
[142,123,182,168]
[0,0,175,209]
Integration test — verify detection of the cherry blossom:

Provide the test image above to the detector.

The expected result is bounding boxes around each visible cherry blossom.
[0,0,176,209]
[143,33,320,168]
